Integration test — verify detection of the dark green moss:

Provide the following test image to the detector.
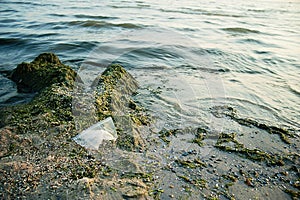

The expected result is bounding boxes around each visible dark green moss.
[1,84,74,135]
[92,64,151,151]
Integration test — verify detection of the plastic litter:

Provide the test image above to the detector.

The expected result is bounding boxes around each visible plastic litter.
[73,117,117,150]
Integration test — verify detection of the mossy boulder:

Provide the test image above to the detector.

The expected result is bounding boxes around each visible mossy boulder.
[93,64,139,119]
[10,53,77,93]
[2,54,150,151]
[1,53,77,132]
[0,53,153,199]
[92,64,151,151]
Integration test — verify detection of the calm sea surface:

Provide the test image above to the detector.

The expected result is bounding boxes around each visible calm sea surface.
[0,0,299,132]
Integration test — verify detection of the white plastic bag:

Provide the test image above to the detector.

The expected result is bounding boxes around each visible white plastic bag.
[73,117,117,150]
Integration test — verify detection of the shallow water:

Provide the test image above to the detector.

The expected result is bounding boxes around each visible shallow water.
[0,0,299,134]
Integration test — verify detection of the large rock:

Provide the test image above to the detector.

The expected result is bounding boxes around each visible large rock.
[10,53,77,92]
[92,64,150,151]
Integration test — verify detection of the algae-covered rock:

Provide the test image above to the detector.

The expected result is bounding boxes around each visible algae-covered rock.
[0,53,154,199]
[2,54,150,152]
[1,53,77,132]
[10,53,77,92]
[92,64,151,151]
[93,64,139,118]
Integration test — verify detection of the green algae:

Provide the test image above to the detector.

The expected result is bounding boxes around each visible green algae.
[178,175,207,188]
[92,64,151,151]
[1,84,74,135]
[191,127,207,146]
[221,174,238,182]
[215,132,285,166]
[211,106,294,144]
[175,158,207,169]
[0,54,155,199]
[158,129,179,144]
[151,188,164,200]
[10,53,77,93]
[93,64,138,120]
[1,53,77,135]
[158,127,207,146]
[121,172,153,181]
[284,189,300,199]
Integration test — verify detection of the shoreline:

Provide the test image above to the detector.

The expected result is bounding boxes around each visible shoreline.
[0,53,299,199]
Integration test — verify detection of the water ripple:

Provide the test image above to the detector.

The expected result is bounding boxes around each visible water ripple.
[65,20,143,29]
[222,27,261,34]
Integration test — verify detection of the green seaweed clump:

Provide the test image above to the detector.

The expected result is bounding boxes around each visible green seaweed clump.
[284,189,300,200]
[93,64,139,120]
[178,175,207,188]
[175,158,207,169]
[158,129,179,144]
[191,127,207,146]
[211,106,294,144]
[215,133,285,166]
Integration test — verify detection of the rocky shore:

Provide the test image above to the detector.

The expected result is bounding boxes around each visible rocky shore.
[0,53,299,199]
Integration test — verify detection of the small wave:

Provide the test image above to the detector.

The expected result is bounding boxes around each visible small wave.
[160,8,244,18]
[239,38,265,45]
[74,14,118,20]
[1,9,18,13]
[110,5,140,9]
[36,33,61,38]
[222,27,260,34]
[188,8,244,18]
[1,1,56,7]
[0,19,18,23]
[287,83,300,97]
[0,37,30,46]
[48,13,67,17]
[66,20,142,29]
[253,50,271,55]
[178,64,230,74]
[247,9,266,13]
[137,3,151,8]
[53,41,98,52]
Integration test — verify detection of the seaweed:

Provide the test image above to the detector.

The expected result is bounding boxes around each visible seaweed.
[211,106,294,144]
[284,189,300,200]
[191,127,207,146]
[215,133,285,166]
[0,54,154,199]
[178,175,207,188]
[158,128,179,144]
[175,158,207,169]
